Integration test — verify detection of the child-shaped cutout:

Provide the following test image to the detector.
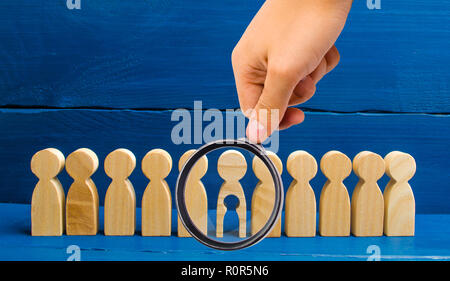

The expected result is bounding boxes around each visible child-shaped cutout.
[319,151,351,236]
[142,149,172,236]
[384,151,416,236]
[104,149,136,236]
[216,150,247,238]
[66,148,99,235]
[285,151,317,237]
[351,151,385,236]
[31,148,65,236]
[251,151,283,237]
[177,149,208,237]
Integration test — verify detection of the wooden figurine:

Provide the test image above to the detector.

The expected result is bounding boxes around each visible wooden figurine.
[31,148,65,236]
[66,148,99,235]
[177,149,208,237]
[351,151,385,236]
[384,151,416,236]
[251,151,283,237]
[216,150,247,238]
[285,151,317,237]
[319,151,351,236]
[141,149,172,236]
[104,149,136,236]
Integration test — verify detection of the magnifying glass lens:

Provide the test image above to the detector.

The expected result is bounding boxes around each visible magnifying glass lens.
[176,140,283,250]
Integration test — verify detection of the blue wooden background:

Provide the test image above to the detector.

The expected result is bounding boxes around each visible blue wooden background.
[0,0,449,215]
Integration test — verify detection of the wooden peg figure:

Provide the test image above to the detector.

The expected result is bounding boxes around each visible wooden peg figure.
[104,149,136,236]
[351,151,385,236]
[319,151,351,236]
[251,151,283,237]
[141,149,172,236]
[66,148,99,235]
[31,148,65,236]
[285,151,317,237]
[384,151,416,236]
[177,150,208,237]
[216,150,247,238]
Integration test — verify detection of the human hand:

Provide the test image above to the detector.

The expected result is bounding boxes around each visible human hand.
[232,0,353,143]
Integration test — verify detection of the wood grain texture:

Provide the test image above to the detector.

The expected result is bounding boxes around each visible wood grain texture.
[216,150,247,238]
[104,149,136,236]
[31,148,65,236]
[0,1,448,112]
[384,151,416,236]
[351,151,385,237]
[319,151,352,237]
[65,148,99,235]
[285,151,317,237]
[251,151,283,237]
[177,150,208,237]
[1,109,449,213]
[141,149,172,236]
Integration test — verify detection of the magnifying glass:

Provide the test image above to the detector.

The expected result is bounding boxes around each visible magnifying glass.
[176,138,284,251]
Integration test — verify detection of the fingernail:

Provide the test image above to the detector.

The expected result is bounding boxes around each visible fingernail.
[247,118,266,143]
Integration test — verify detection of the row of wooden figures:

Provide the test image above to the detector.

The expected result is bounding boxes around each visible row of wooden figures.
[31,148,416,238]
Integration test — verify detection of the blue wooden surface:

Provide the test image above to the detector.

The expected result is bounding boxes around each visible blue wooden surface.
[0,0,448,112]
[0,203,449,261]
[0,109,448,213]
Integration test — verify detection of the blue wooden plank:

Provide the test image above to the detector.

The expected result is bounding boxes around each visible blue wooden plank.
[0,1,448,112]
[0,203,449,260]
[0,108,448,213]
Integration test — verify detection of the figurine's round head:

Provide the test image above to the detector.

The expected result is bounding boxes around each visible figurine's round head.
[353,151,385,181]
[31,148,65,179]
[178,149,208,180]
[142,149,172,179]
[104,148,136,180]
[66,148,99,180]
[385,151,416,182]
[252,151,282,181]
[320,150,352,181]
[287,150,317,181]
[217,150,247,181]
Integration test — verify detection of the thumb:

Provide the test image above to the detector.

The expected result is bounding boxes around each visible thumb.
[246,65,301,143]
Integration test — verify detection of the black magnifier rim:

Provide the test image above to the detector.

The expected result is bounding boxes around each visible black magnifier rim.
[175,138,284,251]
